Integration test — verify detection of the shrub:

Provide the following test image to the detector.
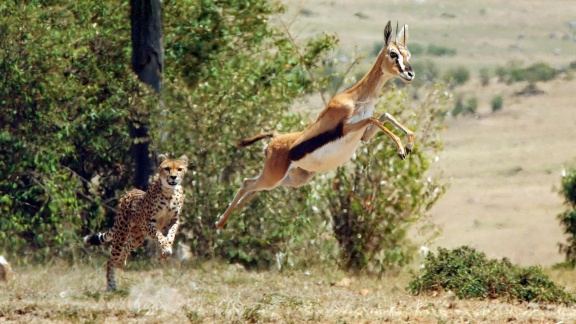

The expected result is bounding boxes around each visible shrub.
[410,59,440,88]
[408,246,576,304]
[558,169,576,266]
[465,97,478,115]
[318,85,449,274]
[408,43,425,56]
[497,62,557,84]
[443,66,470,88]
[427,44,457,56]
[452,95,476,117]
[0,1,137,262]
[0,0,336,265]
[452,95,463,117]
[479,67,491,86]
[491,95,503,112]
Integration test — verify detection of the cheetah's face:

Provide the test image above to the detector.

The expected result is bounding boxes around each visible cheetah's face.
[158,155,189,188]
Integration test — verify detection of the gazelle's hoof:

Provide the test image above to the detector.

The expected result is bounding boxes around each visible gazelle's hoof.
[397,152,406,160]
[212,221,225,230]
[405,145,413,155]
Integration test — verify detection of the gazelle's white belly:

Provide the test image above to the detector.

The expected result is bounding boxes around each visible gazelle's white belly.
[294,128,366,172]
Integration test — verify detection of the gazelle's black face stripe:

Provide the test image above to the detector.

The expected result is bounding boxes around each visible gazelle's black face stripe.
[391,47,414,80]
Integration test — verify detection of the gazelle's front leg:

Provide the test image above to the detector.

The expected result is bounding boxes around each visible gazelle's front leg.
[361,113,414,153]
[349,117,407,159]
[381,113,414,153]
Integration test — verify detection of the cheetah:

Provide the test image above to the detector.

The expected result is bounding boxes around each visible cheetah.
[84,154,188,291]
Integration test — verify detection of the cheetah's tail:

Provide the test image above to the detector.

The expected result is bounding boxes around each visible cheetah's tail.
[83,230,113,246]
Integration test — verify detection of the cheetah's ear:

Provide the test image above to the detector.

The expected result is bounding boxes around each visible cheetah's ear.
[157,154,168,164]
[178,155,189,166]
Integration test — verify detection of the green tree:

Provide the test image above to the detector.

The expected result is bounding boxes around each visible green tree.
[0,1,138,261]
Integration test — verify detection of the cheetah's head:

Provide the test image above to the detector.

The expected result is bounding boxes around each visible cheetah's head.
[157,154,189,188]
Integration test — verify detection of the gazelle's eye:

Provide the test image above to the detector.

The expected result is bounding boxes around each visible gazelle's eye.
[389,51,398,59]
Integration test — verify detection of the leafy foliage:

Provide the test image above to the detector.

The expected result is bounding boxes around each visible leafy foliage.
[408,246,576,304]
[1,0,450,273]
[496,62,557,84]
[426,44,456,57]
[452,95,477,117]
[0,1,138,261]
[491,95,503,113]
[558,169,576,266]
[318,86,449,274]
[443,66,470,88]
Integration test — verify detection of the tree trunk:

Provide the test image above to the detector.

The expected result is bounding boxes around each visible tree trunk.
[129,0,163,189]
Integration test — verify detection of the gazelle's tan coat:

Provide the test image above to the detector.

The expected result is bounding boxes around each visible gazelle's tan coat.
[215,21,415,229]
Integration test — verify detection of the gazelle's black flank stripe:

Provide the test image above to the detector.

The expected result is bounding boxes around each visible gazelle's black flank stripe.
[289,122,344,161]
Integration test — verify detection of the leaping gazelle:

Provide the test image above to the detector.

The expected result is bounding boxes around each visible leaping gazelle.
[215,21,415,229]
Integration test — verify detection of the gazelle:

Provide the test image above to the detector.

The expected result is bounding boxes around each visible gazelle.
[215,20,415,229]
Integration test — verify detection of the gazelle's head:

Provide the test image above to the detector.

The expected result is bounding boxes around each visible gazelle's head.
[380,20,414,83]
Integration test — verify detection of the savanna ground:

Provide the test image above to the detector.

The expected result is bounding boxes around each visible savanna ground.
[3,260,576,323]
[3,0,576,322]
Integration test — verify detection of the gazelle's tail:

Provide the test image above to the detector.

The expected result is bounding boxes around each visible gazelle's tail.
[237,131,276,148]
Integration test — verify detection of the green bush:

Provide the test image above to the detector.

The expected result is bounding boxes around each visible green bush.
[427,44,457,57]
[491,95,503,112]
[452,95,477,117]
[443,66,470,88]
[479,67,491,86]
[497,62,557,84]
[0,1,137,262]
[408,246,576,304]
[318,86,449,274]
[410,59,440,88]
[558,169,576,266]
[0,0,450,272]
[0,0,336,264]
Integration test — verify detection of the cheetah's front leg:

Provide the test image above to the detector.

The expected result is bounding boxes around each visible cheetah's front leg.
[143,219,173,258]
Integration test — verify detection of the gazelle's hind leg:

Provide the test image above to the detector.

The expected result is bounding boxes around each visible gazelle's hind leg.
[281,167,316,188]
[215,146,292,229]
[214,176,260,229]
[218,167,314,226]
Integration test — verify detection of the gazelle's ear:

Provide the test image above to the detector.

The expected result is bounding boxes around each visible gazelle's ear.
[383,21,393,46]
[396,24,409,47]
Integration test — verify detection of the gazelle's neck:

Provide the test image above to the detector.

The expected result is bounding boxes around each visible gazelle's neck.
[345,51,393,104]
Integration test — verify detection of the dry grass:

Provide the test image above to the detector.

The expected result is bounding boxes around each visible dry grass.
[2,261,576,323]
